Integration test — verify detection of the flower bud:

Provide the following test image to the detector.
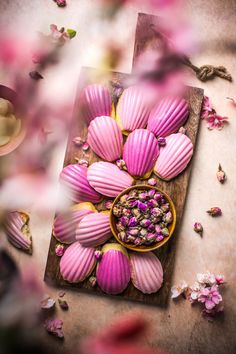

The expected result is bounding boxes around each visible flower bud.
[217,164,226,184]
[193,222,203,236]
[206,207,222,217]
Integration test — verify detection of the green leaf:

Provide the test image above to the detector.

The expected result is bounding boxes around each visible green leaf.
[67,29,77,39]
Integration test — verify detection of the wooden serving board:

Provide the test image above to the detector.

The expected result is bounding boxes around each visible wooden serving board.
[45,14,204,306]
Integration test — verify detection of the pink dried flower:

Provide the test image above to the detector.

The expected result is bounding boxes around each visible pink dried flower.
[58,298,69,310]
[147,178,157,186]
[217,164,226,184]
[178,126,186,134]
[95,250,103,261]
[215,275,225,285]
[73,136,84,146]
[53,0,67,7]
[89,276,97,287]
[49,24,70,45]
[207,113,228,130]
[41,294,56,309]
[45,318,64,338]
[82,142,89,151]
[116,159,127,171]
[201,96,214,120]
[193,222,203,236]
[55,243,65,257]
[206,207,222,217]
[104,200,113,210]
[157,137,166,147]
[198,285,222,310]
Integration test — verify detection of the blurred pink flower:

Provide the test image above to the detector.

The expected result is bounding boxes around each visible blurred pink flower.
[49,24,70,45]
[206,113,228,130]
[198,285,222,310]
[44,318,64,338]
[201,96,214,119]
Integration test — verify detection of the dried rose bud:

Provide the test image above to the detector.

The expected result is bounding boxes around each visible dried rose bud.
[89,276,97,287]
[128,190,138,198]
[155,224,161,233]
[132,208,141,217]
[140,219,151,228]
[148,189,156,198]
[164,211,173,224]
[153,193,162,202]
[116,221,125,232]
[178,126,186,134]
[95,250,103,261]
[118,231,127,242]
[217,164,226,184]
[127,235,136,243]
[113,205,122,217]
[151,208,162,217]
[140,228,148,237]
[206,207,222,217]
[161,203,169,212]
[137,201,147,212]
[147,178,157,186]
[104,200,113,210]
[54,0,67,7]
[82,142,89,151]
[147,223,155,232]
[116,159,127,171]
[139,192,148,201]
[146,233,156,243]
[73,136,84,146]
[128,228,139,236]
[193,222,203,236]
[156,234,164,242]
[157,137,166,146]
[41,295,56,309]
[55,244,65,257]
[120,194,128,203]
[128,217,138,227]
[76,158,89,167]
[161,227,169,237]
[120,216,129,226]
[127,200,138,208]
[58,298,69,310]
[134,238,142,246]
[147,199,158,208]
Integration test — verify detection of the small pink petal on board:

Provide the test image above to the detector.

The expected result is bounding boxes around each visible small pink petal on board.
[58,290,66,297]
[206,114,228,130]
[45,318,64,338]
[41,294,56,309]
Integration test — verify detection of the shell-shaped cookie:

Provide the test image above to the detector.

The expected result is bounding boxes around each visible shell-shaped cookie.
[154,133,193,180]
[60,242,96,283]
[147,96,189,137]
[4,211,32,254]
[116,85,153,133]
[96,244,130,295]
[76,212,112,247]
[53,202,96,244]
[87,161,133,197]
[87,116,123,162]
[79,84,112,124]
[130,252,163,294]
[123,129,159,178]
[60,164,102,203]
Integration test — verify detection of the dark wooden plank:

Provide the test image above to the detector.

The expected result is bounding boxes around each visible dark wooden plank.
[45,14,204,306]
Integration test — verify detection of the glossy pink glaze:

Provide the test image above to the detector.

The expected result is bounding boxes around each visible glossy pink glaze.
[87,161,133,197]
[154,133,193,180]
[130,252,163,294]
[76,212,112,247]
[147,96,189,137]
[87,116,123,162]
[60,164,101,203]
[79,84,112,124]
[60,242,96,283]
[123,129,159,177]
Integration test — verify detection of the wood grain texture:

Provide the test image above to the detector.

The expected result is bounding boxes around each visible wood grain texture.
[45,14,204,306]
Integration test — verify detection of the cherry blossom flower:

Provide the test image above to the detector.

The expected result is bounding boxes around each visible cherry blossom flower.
[206,113,228,130]
[198,285,222,310]
[201,96,214,120]
[171,280,188,299]
[197,271,216,285]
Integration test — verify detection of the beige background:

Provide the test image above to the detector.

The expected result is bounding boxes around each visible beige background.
[0,0,236,353]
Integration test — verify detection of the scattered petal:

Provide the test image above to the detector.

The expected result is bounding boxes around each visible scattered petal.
[171,280,188,299]
[206,207,222,217]
[217,164,226,184]
[147,178,157,186]
[201,96,214,120]
[45,318,64,338]
[58,298,69,310]
[206,114,228,130]
[116,159,127,171]
[53,0,67,7]
[41,294,56,309]
[58,290,66,297]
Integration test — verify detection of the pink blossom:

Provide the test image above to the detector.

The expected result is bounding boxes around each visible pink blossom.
[206,113,228,130]
[215,275,225,285]
[198,285,222,310]
[201,96,214,120]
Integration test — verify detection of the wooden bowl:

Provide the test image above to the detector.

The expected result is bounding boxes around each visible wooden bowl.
[0,84,26,156]
[110,184,176,252]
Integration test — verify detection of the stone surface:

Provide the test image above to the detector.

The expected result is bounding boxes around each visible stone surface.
[0,0,236,353]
